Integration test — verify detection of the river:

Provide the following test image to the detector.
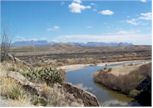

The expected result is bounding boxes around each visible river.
[65,60,149,106]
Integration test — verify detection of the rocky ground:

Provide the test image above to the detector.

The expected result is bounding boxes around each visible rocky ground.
[0,57,99,107]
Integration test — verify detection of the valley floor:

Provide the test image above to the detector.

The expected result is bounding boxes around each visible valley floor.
[57,60,150,72]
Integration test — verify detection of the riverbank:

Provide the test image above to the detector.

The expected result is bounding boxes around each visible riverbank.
[65,60,141,106]
[57,60,150,72]
[57,64,91,71]
[93,62,151,106]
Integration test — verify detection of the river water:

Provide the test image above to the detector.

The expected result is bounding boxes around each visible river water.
[65,60,149,106]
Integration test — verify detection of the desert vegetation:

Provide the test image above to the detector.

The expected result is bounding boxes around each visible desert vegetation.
[0,60,86,106]
[9,44,151,67]
[0,53,101,107]
[93,63,151,106]
[23,67,64,85]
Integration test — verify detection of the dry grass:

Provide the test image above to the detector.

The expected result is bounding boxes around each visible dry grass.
[0,77,31,106]
[0,62,84,107]
[32,83,84,106]
[0,61,30,76]
[0,76,83,107]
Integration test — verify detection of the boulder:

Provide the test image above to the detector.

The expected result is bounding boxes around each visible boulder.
[7,71,42,96]
[63,82,100,106]
[7,71,100,106]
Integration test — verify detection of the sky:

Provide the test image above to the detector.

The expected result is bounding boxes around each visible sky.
[1,0,152,45]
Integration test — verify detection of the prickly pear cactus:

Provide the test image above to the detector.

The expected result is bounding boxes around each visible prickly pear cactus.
[23,67,64,85]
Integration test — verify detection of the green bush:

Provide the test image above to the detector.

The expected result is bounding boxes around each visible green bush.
[129,89,140,97]
[8,87,22,99]
[24,67,64,85]
[31,95,47,106]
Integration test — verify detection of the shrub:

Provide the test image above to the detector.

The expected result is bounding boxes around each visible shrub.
[31,95,47,106]
[107,68,112,72]
[129,89,140,97]
[8,86,24,99]
[24,67,64,85]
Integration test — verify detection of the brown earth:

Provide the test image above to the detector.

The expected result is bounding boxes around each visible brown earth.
[93,63,151,106]
[10,45,151,67]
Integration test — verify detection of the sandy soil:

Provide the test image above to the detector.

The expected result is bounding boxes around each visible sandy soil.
[57,60,151,72]
[57,64,92,71]
[107,60,151,76]
[97,60,150,66]
[109,64,142,76]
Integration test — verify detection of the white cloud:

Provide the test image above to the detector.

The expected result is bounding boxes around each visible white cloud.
[53,34,151,45]
[126,12,152,25]
[126,18,138,25]
[69,0,91,13]
[98,10,114,15]
[140,0,147,3]
[47,25,60,32]
[139,12,152,20]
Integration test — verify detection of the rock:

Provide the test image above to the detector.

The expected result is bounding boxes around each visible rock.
[71,101,84,107]
[63,82,100,106]
[136,76,151,91]
[7,53,33,68]
[7,71,42,96]
[8,53,15,61]
[7,71,30,85]
[135,76,151,106]
[6,72,86,106]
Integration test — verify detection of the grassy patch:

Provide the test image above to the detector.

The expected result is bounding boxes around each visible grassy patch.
[0,77,28,101]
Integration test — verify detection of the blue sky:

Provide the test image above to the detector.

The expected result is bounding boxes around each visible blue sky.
[1,0,152,45]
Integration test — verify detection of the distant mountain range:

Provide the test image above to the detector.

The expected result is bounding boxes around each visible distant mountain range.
[70,42,133,47]
[12,40,133,47]
[12,40,50,46]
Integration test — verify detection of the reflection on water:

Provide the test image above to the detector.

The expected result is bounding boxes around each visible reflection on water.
[65,60,149,106]
[94,83,133,102]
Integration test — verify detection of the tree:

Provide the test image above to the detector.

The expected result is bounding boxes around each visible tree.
[0,31,11,62]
